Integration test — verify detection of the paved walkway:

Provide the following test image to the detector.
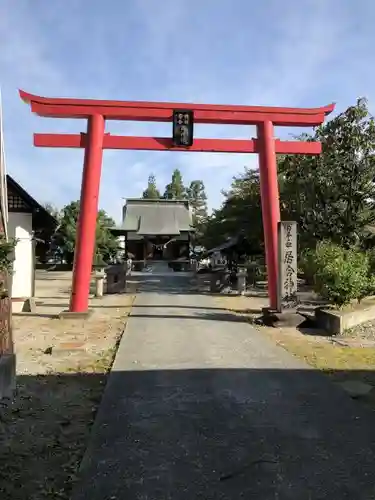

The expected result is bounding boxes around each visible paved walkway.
[73,276,375,499]
[140,260,175,274]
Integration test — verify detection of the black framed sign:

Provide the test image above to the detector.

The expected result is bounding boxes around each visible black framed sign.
[172,110,194,147]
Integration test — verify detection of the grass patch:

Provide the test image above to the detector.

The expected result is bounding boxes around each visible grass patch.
[266,333,375,409]
[215,294,375,409]
[271,334,375,372]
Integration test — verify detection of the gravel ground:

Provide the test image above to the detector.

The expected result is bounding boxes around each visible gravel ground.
[344,320,375,340]
[0,271,135,500]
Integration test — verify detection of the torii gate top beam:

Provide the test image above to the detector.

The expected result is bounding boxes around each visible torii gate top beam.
[20,90,334,127]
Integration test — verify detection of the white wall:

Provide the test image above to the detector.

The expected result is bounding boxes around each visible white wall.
[8,212,33,304]
[116,235,125,260]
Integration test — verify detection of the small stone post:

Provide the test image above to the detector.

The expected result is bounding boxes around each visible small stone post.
[190,259,199,290]
[94,268,105,298]
[123,259,132,292]
[125,258,132,276]
[191,259,198,273]
[237,266,247,295]
[210,272,220,293]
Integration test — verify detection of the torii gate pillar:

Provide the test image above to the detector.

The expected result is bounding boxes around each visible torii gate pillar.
[257,120,280,309]
[70,115,105,312]
[19,90,334,314]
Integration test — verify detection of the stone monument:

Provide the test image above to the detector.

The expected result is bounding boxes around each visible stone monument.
[263,221,304,327]
[277,221,298,312]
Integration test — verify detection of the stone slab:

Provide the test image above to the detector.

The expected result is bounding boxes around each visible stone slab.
[315,302,375,335]
[261,308,306,328]
[338,380,373,398]
[58,309,94,320]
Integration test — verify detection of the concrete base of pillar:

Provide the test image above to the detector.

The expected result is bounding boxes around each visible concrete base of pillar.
[59,309,94,320]
[261,307,305,328]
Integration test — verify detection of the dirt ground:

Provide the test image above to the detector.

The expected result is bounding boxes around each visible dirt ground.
[0,271,135,500]
[216,293,375,411]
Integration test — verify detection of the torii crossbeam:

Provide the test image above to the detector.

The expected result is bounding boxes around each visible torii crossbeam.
[20,90,334,314]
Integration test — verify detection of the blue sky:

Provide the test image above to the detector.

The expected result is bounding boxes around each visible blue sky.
[1,0,375,223]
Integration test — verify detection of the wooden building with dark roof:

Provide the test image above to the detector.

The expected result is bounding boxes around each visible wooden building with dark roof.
[7,175,58,311]
[112,198,195,264]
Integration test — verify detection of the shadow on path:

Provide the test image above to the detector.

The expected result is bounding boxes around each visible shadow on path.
[4,368,375,499]
[70,367,375,500]
[129,311,248,322]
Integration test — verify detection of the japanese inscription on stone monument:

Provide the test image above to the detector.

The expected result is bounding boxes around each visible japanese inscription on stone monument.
[277,221,298,311]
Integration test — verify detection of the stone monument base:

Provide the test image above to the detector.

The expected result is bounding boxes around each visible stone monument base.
[261,307,306,328]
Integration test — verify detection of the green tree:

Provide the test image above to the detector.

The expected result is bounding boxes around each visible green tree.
[202,98,375,259]
[201,168,263,254]
[43,202,60,220]
[279,97,375,249]
[186,180,208,225]
[163,168,186,199]
[53,201,118,265]
[186,180,208,247]
[142,173,161,199]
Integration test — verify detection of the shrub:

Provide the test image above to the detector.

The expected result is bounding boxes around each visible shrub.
[299,248,317,285]
[312,242,370,307]
[0,236,17,297]
[366,247,375,274]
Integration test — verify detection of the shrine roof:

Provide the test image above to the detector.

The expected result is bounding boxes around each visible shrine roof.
[119,198,194,236]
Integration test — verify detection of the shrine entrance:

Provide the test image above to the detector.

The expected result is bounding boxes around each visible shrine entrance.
[20,90,334,314]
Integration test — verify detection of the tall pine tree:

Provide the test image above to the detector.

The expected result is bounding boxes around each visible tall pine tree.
[187,180,208,225]
[142,173,161,199]
[163,169,186,199]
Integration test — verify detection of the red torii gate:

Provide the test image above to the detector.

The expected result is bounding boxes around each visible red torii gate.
[20,90,334,314]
